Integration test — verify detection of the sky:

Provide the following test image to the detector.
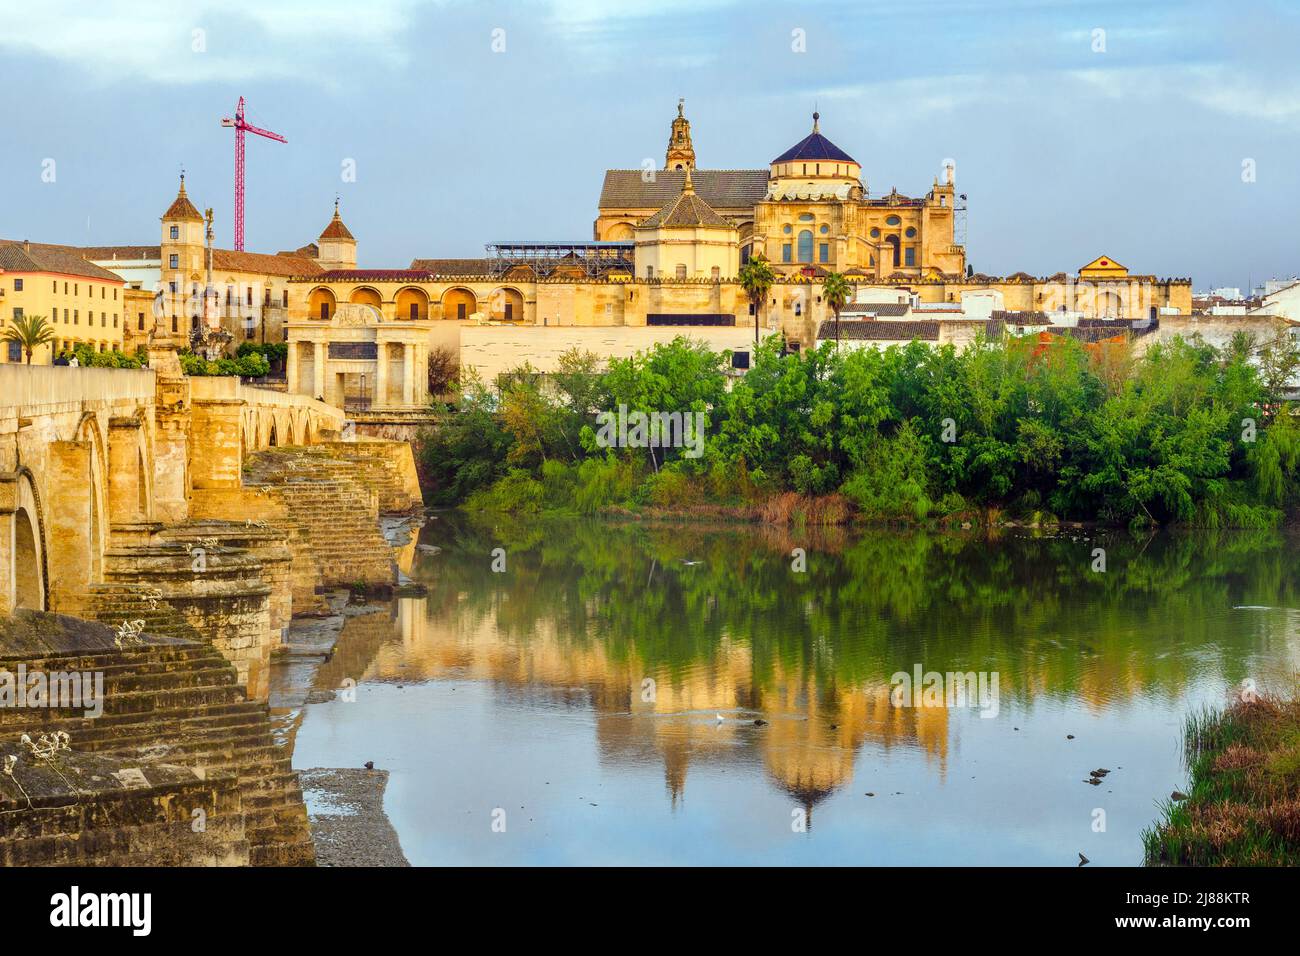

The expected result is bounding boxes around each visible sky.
[0,0,1297,290]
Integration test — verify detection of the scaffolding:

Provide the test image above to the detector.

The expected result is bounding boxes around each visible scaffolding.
[485,240,635,278]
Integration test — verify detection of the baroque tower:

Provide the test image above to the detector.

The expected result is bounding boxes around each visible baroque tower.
[665,98,695,171]
[160,174,205,282]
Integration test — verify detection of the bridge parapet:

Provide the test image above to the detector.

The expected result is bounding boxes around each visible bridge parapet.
[0,365,154,414]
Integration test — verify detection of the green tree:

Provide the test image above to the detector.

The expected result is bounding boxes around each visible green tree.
[821,271,852,347]
[2,314,55,364]
[738,254,777,345]
[1255,321,1300,403]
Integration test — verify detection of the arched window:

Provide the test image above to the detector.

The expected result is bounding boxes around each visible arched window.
[797,229,813,262]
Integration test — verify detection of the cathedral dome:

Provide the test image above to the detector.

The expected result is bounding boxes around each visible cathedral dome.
[766,112,863,201]
[771,112,856,165]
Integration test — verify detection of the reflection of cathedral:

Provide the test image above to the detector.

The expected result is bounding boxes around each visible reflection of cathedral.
[356,600,952,810]
[598,101,966,281]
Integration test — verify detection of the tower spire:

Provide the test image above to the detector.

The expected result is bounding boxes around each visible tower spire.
[665,98,696,171]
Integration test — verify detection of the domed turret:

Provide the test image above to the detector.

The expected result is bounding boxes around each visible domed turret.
[766,112,863,201]
[316,199,356,270]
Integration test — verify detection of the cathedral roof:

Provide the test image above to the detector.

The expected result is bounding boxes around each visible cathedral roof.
[163,177,203,221]
[599,169,768,210]
[319,202,354,241]
[408,257,494,276]
[638,171,733,229]
[772,113,856,165]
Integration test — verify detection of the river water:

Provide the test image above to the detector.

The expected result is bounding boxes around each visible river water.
[289,515,1300,866]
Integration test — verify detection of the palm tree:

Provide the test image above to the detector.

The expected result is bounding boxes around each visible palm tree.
[738,253,777,345]
[2,314,55,365]
[821,272,852,348]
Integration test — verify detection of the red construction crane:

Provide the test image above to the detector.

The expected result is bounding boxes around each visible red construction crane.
[220,96,286,251]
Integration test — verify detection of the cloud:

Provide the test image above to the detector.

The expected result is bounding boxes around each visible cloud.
[1071,64,1300,123]
[0,0,428,84]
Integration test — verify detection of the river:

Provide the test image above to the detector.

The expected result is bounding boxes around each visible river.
[288,515,1300,865]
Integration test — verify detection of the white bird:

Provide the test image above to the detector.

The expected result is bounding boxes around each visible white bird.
[682,560,702,566]
[715,713,724,723]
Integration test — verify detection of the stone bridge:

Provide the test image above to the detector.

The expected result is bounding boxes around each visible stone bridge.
[0,352,423,866]
[0,364,345,619]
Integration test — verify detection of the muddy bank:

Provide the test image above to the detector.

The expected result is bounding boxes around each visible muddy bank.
[299,768,409,866]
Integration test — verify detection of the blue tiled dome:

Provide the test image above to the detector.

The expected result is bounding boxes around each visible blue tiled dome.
[771,113,856,165]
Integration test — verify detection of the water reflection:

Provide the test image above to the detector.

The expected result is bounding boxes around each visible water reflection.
[291,517,1300,865]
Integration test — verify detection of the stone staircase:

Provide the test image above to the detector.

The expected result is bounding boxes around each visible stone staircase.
[247,444,423,515]
[0,612,314,866]
[84,541,276,701]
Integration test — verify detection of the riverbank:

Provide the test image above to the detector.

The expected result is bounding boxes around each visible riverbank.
[299,768,409,867]
[1143,692,1300,866]
[270,591,411,866]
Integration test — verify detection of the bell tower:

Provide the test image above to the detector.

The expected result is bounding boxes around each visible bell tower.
[665,98,695,171]
[160,173,205,279]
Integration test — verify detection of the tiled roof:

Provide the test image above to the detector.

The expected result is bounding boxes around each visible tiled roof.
[163,181,203,221]
[772,131,856,165]
[78,245,161,261]
[279,243,319,258]
[0,241,125,282]
[817,319,939,341]
[842,301,910,317]
[298,269,435,282]
[0,239,161,263]
[599,169,768,210]
[408,258,494,275]
[994,310,1067,326]
[211,248,321,277]
[639,181,732,229]
[318,207,354,241]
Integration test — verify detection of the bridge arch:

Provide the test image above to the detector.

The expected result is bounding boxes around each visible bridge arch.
[74,411,109,585]
[11,468,48,612]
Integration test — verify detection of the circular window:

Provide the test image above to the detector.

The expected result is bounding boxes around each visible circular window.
[905,227,916,238]
[870,227,880,238]
[783,224,792,234]
[886,215,901,226]
[820,225,829,234]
